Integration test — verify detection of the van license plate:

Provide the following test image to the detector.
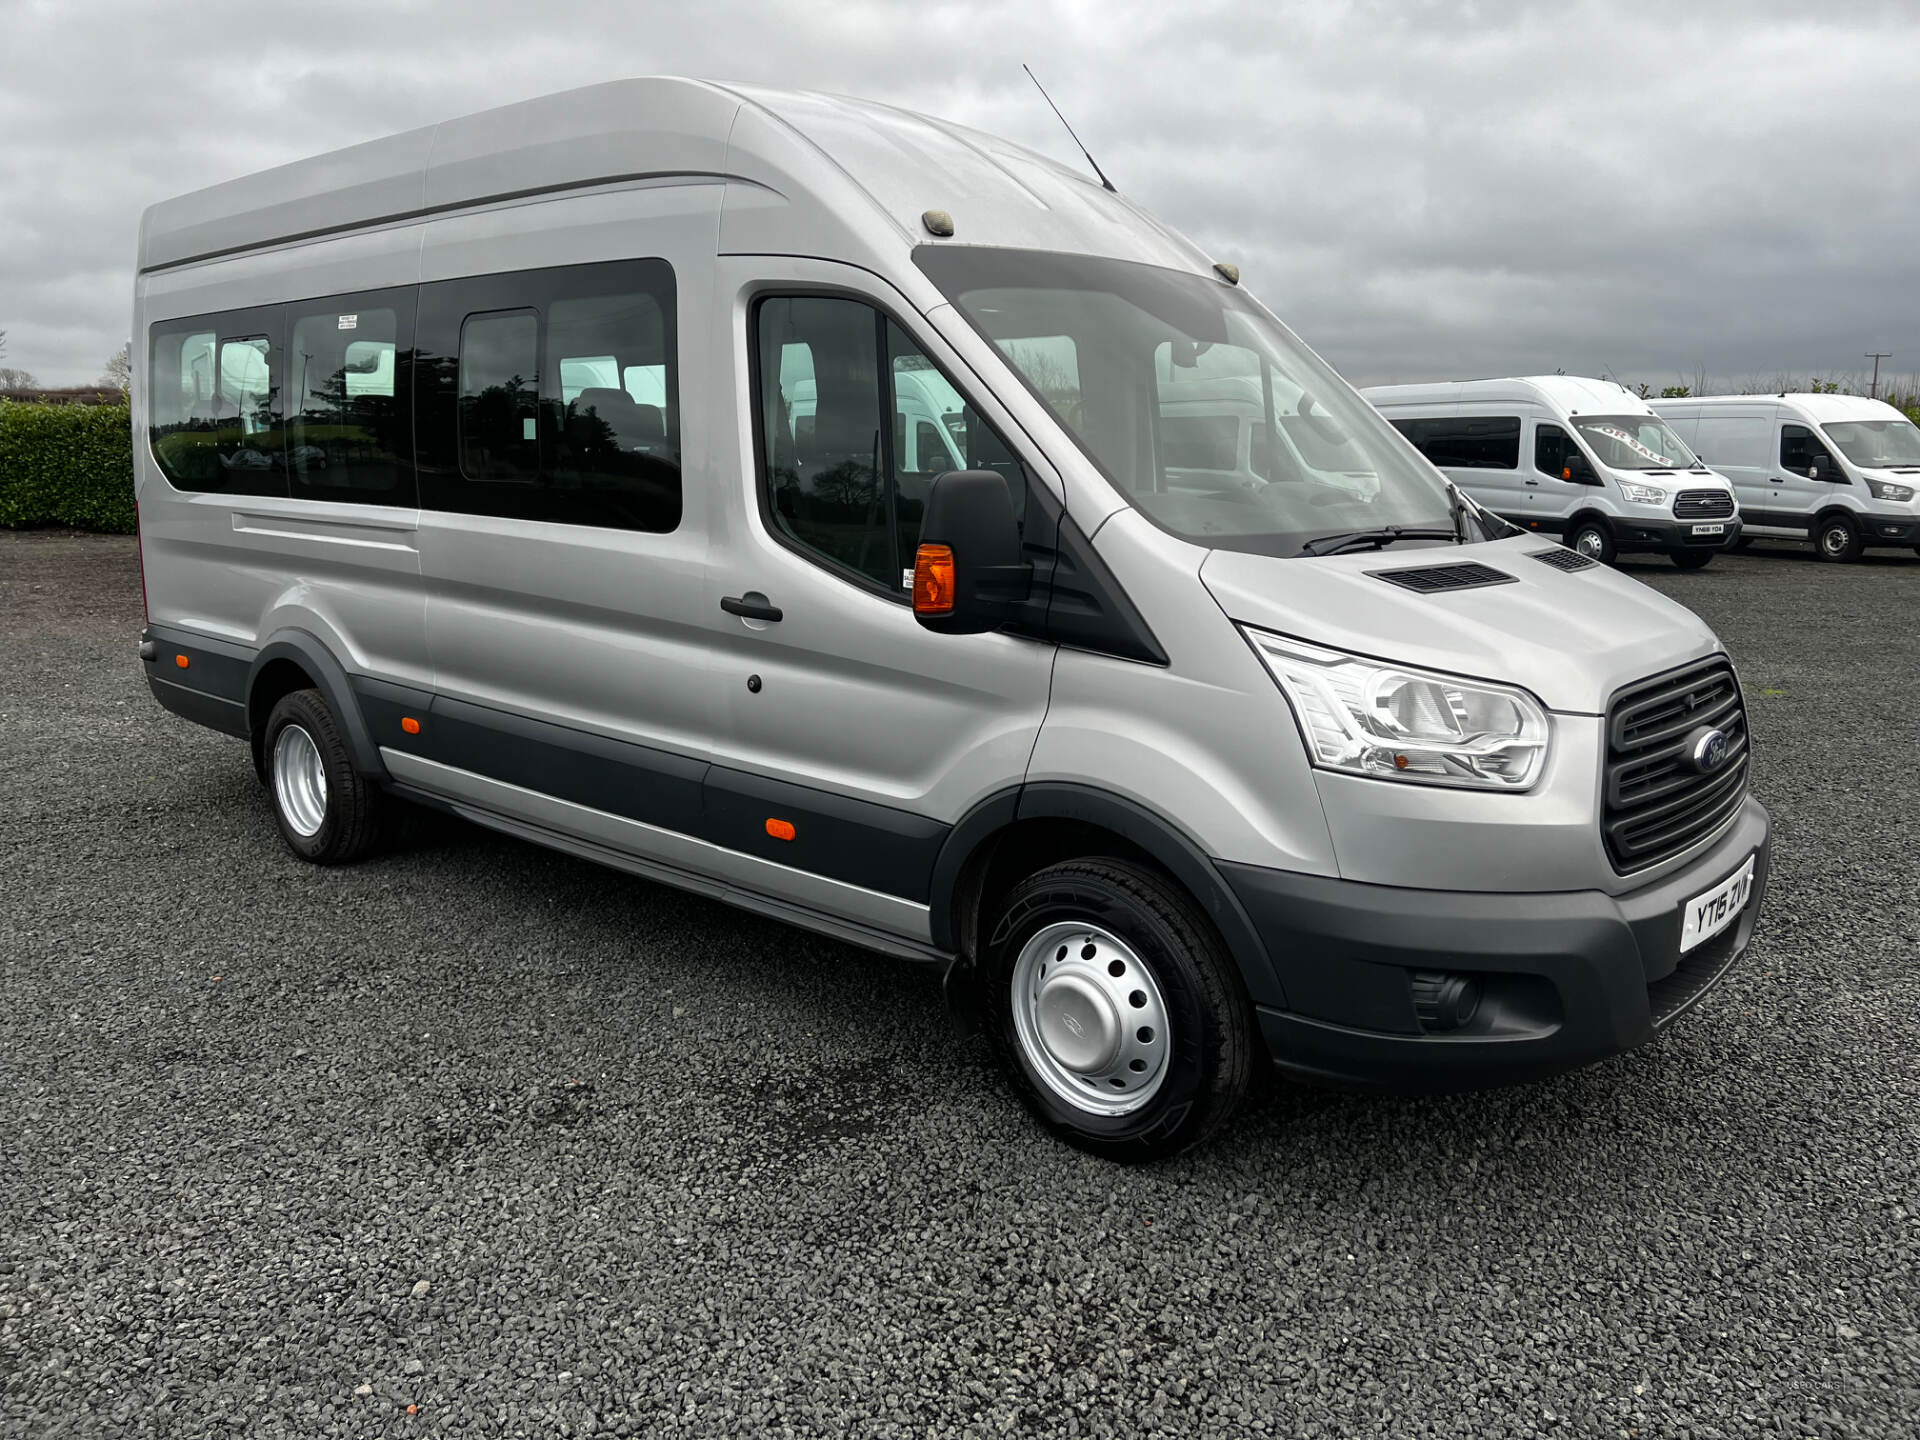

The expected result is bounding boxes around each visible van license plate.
[1691,523,1725,536]
[1680,854,1755,953]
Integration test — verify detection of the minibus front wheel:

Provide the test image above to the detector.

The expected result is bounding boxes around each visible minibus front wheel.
[982,858,1254,1161]
[262,688,387,864]
[1567,517,1616,565]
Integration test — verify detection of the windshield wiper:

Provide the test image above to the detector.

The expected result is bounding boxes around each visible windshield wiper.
[1298,526,1458,557]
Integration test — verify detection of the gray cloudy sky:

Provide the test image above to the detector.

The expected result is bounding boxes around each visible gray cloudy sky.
[2,0,1915,391]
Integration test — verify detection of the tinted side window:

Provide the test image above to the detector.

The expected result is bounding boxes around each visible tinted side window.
[416,259,680,532]
[755,296,1025,595]
[1780,423,1840,478]
[287,292,417,505]
[148,307,286,496]
[1535,422,1574,476]
[1394,415,1521,470]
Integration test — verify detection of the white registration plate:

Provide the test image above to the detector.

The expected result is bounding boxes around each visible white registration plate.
[1680,854,1755,953]
[1691,522,1726,536]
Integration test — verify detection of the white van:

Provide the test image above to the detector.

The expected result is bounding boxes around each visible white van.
[131,79,1771,1159]
[1651,394,1920,561]
[1364,377,1742,568]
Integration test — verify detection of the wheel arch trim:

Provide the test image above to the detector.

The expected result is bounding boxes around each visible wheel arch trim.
[247,629,386,780]
[927,781,1287,1010]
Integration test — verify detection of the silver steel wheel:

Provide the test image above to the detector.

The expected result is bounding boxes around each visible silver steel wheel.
[1009,920,1171,1118]
[1573,528,1607,559]
[1821,523,1852,557]
[272,724,328,838]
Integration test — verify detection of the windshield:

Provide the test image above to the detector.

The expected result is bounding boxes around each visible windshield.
[1572,414,1698,471]
[1824,419,1920,469]
[915,247,1466,557]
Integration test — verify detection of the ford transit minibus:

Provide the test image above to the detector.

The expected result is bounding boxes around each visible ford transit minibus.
[1364,377,1742,568]
[132,79,1771,1159]
[1651,393,1920,561]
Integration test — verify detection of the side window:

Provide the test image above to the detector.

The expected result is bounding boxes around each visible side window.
[1396,416,1521,470]
[459,310,540,482]
[1780,423,1840,479]
[755,296,1025,595]
[1535,422,1573,477]
[287,294,416,505]
[417,259,680,531]
[149,314,286,496]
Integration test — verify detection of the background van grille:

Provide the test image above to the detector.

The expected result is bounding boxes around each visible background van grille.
[1674,490,1735,519]
[1603,658,1748,871]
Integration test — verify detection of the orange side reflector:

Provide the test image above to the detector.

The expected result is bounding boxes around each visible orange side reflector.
[400,716,421,735]
[913,543,955,616]
[765,818,796,842]
[174,654,189,669]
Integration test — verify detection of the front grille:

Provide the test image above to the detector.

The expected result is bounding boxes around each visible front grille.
[1368,561,1516,594]
[1673,489,1735,520]
[1602,657,1749,872]
[1531,547,1597,573]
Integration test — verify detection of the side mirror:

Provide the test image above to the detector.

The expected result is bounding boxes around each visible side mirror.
[913,470,1032,634]
[1560,454,1596,484]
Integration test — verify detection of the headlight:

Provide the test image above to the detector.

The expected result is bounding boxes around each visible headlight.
[1244,631,1550,790]
[1866,478,1915,502]
[1621,483,1666,505]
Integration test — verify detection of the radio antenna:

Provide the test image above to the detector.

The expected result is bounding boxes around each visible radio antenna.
[1023,64,1116,193]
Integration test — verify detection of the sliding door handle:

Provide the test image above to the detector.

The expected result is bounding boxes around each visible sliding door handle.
[721,593,783,622]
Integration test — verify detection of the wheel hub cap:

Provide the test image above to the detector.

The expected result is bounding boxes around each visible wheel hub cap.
[1009,921,1170,1118]
[273,724,328,838]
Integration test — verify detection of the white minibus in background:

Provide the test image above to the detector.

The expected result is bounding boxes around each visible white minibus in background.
[1651,394,1920,562]
[1364,377,1741,568]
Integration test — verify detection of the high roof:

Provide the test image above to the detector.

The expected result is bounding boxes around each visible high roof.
[138,77,1215,281]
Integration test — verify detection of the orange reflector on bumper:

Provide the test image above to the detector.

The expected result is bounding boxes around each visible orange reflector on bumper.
[401,716,421,735]
[913,544,955,616]
[765,818,796,842]
[174,654,189,669]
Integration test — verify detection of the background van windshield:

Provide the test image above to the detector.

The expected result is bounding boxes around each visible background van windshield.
[1572,414,1698,470]
[914,247,1458,557]
[1824,419,1920,469]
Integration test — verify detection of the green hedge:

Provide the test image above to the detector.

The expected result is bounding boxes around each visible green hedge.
[0,400,137,533]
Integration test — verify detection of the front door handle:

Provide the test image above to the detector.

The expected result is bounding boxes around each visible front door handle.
[1525,479,1540,487]
[721,593,783,622]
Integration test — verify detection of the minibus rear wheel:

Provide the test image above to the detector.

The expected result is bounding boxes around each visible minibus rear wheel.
[1567,518,1615,565]
[262,688,386,864]
[983,858,1253,1162]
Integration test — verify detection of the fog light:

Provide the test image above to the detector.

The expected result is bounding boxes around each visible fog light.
[1411,970,1482,1032]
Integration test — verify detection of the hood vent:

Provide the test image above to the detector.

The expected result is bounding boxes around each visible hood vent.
[1531,547,1597,573]
[1369,561,1516,594]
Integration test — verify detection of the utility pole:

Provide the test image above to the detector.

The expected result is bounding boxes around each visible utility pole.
[1866,352,1892,399]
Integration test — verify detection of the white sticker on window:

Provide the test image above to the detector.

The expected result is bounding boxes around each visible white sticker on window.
[337,314,358,330]
[523,417,536,441]
[902,567,915,590]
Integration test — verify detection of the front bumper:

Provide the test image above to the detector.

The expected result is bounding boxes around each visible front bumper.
[1613,514,1743,554]
[1221,796,1771,1093]
[1859,515,1919,544]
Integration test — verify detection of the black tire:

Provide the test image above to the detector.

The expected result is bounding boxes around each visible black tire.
[1670,549,1713,570]
[262,688,386,864]
[1566,517,1615,565]
[982,858,1254,1162]
[1815,514,1863,563]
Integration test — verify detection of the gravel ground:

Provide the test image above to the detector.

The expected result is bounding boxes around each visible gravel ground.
[3,529,1917,1439]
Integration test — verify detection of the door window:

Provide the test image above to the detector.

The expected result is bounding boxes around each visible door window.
[1535,422,1575,477]
[755,296,1025,595]
[1780,423,1841,480]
